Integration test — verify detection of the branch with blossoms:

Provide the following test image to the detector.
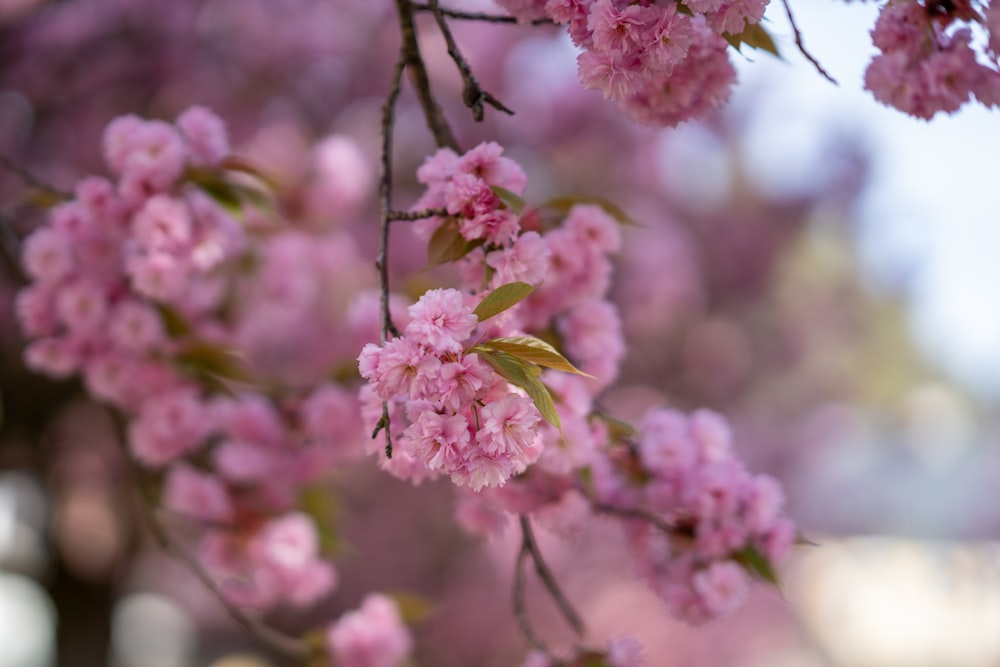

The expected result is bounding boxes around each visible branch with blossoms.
[23,0,990,665]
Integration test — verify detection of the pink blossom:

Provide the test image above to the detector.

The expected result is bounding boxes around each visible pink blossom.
[693,561,748,617]
[163,462,233,523]
[132,194,192,251]
[405,288,478,354]
[486,231,550,287]
[404,410,472,473]
[22,227,75,284]
[326,594,413,667]
[455,141,528,194]
[24,337,79,377]
[477,394,542,458]
[109,299,165,352]
[176,106,230,166]
[607,636,645,667]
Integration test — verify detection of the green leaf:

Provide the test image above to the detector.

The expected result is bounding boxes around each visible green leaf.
[490,185,526,214]
[473,282,534,321]
[478,350,561,428]
[155,303,192,338]
[386,591,438,625]
[733,545,781,587]
[541,194,640,227]
[592,411,638,440]
[176,342,253,385]
[478,336,593,377]
[427,219,477,266]
[725,22,780,57]
[188,167,274,216]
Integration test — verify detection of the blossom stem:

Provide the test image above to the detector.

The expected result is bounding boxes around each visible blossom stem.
[519,515,586,638]
[426,0,515,121]
[781,0,837,84]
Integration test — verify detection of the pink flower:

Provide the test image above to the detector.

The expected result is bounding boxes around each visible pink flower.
[132,194,193,251]
[326,594,413,667]
[163,462,233,523]
[405,288,478,354]
[22,226,75,284]
[109,299,165,353]
[693,561,748,617]
[455,141,528,194]
[477,394,542,458]
[486,231,550,287]
[404,410,472,473]
[176,106,230,166]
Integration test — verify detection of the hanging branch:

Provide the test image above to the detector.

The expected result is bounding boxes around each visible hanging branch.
[781,0,837,84]
[0,210,27,285]
[591,502,677,537]
[514,535,551,654]
[113,420,309,660]
[412,2,555,26]
[518,516,586,639]
[426,0,515,121]
[387,207,448,221]
[0,151,71,200]
[395,0,460,150]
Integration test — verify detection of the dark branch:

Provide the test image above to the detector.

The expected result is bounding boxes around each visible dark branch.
[514,532,551,654]
[378,53,407,346]
[426,0,515,122]
[591,502,676,536]
[118,450,308,657]
[519,515,586,638]
[0,152,71,200]
[395,0,460,150]
[412,2,555,26]
[388,207,449,221]
[781,0,837,84]
[0,210,28,285]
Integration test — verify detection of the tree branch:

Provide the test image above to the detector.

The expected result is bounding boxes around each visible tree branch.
[0,152,71,200]
[395,0,459,150]
[518,515,586,639]
[426,0,515,122]
[388,207,448,221]
[514,533,551,654]
[411,2,555,26]
[780,0,837,84]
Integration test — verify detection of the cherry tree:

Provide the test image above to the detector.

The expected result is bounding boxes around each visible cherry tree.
[1,0,996,665]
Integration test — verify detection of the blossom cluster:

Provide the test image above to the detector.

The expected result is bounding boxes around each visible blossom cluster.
[496,0,769,126]
[593,408,794,624]
[15,110,387,630]
[864,0,1000,118]
[359,287,546,491]
[360,142,627,497]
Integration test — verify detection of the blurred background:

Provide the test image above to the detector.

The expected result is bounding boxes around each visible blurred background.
[1,1,999,666]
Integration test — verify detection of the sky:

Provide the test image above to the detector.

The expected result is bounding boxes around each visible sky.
[732,1,1000,400]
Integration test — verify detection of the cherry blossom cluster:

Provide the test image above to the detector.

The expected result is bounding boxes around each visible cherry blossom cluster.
[592,408,794,624]
[496,0,769,126]
[372,142,794,638]
[359,142,627,495]
[863,0,1000,118]
[359,287,546,491]
[16,110,419,659]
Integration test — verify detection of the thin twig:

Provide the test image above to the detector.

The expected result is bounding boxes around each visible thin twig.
[0,152,71,200]
[388,207,448,221]
[519,515,586,638]
[780,0,837,84]
[395,0,460,150]
[0,211,28,285]
[591,502,676,536]
[514,533,551,654]
[411,2,555,26]
[378,53,407,346]
[426,0,515,122]
[114,434,309,657]
[375,53,409,461]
